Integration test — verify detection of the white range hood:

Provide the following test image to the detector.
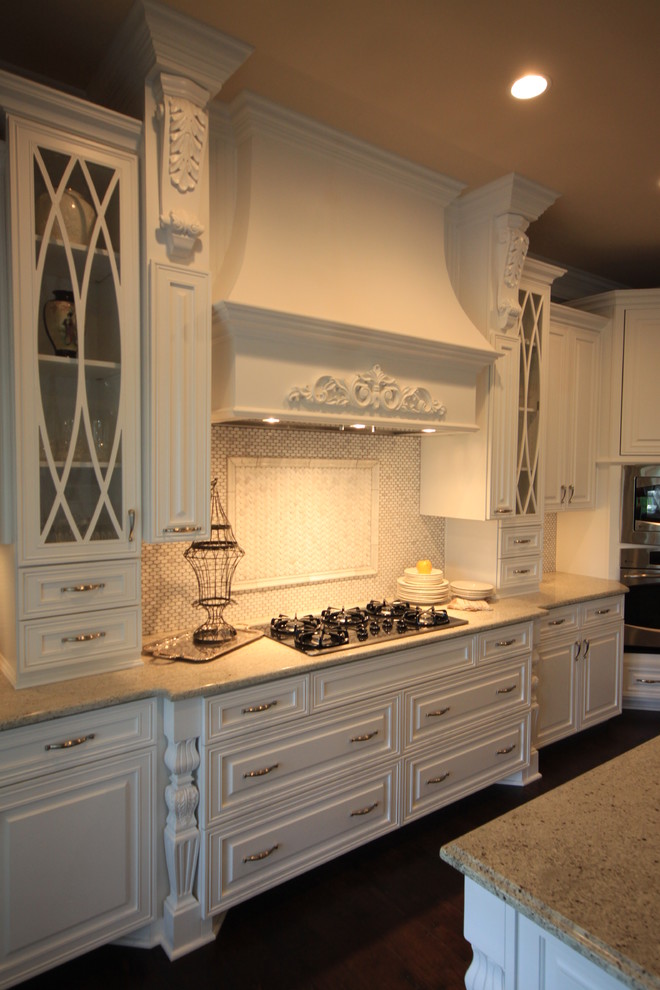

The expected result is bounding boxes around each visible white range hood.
[210,93,497,433]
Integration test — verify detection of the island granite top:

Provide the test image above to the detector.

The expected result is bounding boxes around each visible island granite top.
[0,572,626,731]
[441,735,660,990]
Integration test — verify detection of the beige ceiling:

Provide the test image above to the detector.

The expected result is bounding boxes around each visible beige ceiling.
[1,0,659,289]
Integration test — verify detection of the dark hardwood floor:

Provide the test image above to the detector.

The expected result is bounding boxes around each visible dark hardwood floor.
[21,710,660,990]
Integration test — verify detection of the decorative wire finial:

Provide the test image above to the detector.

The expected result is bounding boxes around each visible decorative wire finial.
[184,479,245,643]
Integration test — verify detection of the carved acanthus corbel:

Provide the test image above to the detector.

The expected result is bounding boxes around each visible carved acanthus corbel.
[155,73,209,260]
[495,213,529,331]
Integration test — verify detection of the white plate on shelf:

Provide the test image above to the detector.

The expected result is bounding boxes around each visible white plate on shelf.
[450,580,494,599]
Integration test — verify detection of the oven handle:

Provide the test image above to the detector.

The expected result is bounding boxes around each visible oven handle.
[620,570,660,586]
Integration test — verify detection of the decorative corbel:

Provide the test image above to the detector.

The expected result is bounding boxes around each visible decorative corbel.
[495,213,529,331]
[155,73,209,260]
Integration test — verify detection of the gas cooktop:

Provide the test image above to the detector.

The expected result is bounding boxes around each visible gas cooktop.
[262,600,468,656]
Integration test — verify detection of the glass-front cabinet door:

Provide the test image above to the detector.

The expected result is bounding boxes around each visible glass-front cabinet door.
[8,115,140,563]
[516,284,544,517]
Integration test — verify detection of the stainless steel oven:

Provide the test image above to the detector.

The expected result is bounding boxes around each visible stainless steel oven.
[621,465,660,546]
[620,547,660,653]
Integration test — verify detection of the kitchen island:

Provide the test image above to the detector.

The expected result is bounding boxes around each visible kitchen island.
[441,734,660,990]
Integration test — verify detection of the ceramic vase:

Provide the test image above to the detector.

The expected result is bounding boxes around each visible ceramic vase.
[35,187,96,246]
[43,289,78,358]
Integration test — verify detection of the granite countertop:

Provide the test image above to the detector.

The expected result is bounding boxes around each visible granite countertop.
[0,572,626,732]
[441,736,660,990]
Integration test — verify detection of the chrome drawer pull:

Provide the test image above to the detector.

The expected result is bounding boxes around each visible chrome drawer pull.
[513,538,531,544]
[243,844,279,863]
[427,771,451,785]
[595,608,611,615]
[60,583,106,593]
[350,730,379,742]
[350,802,379,817]
[243,764,279,778]
[636,677,660,684]
[241,701,277,714]
[496,639,516,648]
[496,684,517,694]
[426,707,451,718]
[548,618,566,626]
[162,525,203,534]
[513,568,531,574]
[496,744,516,755]
[45,733,95,751]
[61,631,106,643]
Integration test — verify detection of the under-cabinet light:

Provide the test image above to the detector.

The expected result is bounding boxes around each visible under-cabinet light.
[262,417,280,424]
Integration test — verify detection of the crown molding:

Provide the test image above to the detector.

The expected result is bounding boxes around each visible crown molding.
[88,0,253,118]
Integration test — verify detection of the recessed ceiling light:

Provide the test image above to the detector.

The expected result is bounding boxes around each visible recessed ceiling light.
[511,73,549,100]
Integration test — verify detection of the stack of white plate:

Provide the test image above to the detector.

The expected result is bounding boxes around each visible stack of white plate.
[449,579,494,601]
[397,567,450,604]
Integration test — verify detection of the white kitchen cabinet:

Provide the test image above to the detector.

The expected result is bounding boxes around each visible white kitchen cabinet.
[192,623,532,921]
[535,596,623,748]
[572,288,660,459]
[0,699,156,989]
[545,304,603,511]
[0,72,143,687]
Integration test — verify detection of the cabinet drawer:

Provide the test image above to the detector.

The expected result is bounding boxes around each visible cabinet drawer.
[19,560,139,619]
[405,660,528,747]
[19,607,141,684]
[499,524,542,557]
[203,699,398,825]
[580,595,624,629]
[204,677,308,742]
[623,658,660,702]
[0,699,157,787]
[497,556,541,592]
[312,635,475,710]
[202,766,398,915]
[536,605,579,641]
[404,715,529,820]
[478,622,532,664]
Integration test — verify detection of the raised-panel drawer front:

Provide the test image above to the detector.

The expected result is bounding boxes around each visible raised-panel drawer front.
[536,605,579,641]
[404,715,529,821]
[202,766,398,915]
[580,595,624,629]
[623,659,660,701]
[0,699,157,787]
[405,660,528,747]
[312,635,475,711]
[499,524,542,557]
[497,556,541,592]
[20,607,140,683]
[20,560,139,619]
[478,622,532,664]
[204,677,308,742]
[203,698,399,825]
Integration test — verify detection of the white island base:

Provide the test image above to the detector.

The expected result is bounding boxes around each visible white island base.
[464,878,630,990]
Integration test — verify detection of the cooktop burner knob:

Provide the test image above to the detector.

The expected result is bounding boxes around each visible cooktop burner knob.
[357,624,369,641]
[369,620,380,636]
[382,616,393,633]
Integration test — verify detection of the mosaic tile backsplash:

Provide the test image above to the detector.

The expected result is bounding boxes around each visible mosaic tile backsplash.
[142,425,557,638]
